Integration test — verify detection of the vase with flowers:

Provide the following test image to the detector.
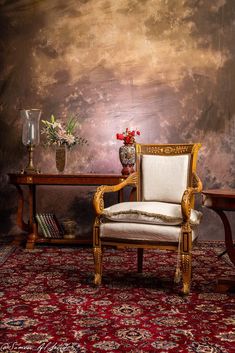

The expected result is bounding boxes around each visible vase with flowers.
[41,114,87,173]
[116,128,140,175]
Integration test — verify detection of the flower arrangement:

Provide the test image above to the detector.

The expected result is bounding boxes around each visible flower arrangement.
[116,128,140,145]
[41,114,87,149]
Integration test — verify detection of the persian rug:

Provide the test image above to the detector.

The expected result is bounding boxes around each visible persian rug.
[0,244,16,266]
[213,246,234,268]
[0,242,234,353]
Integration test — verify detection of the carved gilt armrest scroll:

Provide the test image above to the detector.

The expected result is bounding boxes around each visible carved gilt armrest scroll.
[181,172,203,223]
[93,172,138,216]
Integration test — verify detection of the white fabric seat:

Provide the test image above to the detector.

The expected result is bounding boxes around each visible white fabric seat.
[100,222,198,243]
[103,201,202,226]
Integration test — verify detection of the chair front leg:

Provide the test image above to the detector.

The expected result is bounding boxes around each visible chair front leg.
[181,226,192,295]
[93,246,103,285]
[93,217,103,285]
[181,253,192,295]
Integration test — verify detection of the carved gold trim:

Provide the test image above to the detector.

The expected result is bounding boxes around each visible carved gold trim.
[149,146,191,155]
[142,145,194,155]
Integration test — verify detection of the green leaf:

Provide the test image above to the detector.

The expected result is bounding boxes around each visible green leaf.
[67,116,77,133]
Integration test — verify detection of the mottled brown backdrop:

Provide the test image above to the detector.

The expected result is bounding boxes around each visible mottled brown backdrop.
[0,0,234,241]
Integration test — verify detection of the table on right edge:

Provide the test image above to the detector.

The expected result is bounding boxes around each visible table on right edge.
[202,189,235,293]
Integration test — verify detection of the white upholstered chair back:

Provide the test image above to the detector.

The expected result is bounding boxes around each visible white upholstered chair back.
[141,154,191,204]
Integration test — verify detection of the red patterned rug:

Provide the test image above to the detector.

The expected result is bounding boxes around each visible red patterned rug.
[0,242,235,353]
[0,244,16,265]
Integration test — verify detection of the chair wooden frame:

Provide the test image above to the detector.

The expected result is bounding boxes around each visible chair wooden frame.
[93,143,202,295]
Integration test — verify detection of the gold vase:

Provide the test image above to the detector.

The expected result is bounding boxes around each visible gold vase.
[55,145,67,173]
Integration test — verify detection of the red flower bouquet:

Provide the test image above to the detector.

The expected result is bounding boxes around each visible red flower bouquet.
[116,128,140,145]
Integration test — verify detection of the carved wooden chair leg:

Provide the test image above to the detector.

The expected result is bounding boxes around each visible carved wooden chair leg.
[181,253,192,295]
[137,248,144,273]
[93,246,103,285]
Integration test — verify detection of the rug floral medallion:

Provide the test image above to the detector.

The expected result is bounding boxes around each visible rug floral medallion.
[0,243,234,353]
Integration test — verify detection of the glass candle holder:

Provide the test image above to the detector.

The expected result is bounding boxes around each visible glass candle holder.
[20,109,41,174]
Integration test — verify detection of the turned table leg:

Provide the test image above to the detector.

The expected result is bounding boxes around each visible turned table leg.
[214,209,235,292]
[12,185,29,246]
[15,185,28,232]
[25,184,37,250]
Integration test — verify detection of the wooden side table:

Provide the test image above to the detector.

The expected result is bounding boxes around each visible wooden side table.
[8,173,128,250]
[202,189,235,292]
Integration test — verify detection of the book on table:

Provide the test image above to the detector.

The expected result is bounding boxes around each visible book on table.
[36,213,64,239]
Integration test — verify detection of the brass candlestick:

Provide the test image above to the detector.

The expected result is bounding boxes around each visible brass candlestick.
[21,144,40,174]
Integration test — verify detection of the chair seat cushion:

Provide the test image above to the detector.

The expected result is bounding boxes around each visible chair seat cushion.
[100,222,198,243]
[103,201,202,226]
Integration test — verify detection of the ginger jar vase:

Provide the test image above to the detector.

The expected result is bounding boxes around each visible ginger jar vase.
[55,145,67,173]
[119,143,136,175]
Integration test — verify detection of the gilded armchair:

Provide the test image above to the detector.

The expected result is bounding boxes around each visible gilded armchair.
[93,143,203,295]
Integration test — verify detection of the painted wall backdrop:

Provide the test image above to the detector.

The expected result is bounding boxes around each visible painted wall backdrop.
[0,0,234,241]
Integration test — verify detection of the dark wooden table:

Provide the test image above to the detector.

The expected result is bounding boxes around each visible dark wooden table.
[8,173,126,249]
[202,189,235,292]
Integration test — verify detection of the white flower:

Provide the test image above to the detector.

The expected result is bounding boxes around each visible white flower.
[41,114,87,149]
[65,134,76,145]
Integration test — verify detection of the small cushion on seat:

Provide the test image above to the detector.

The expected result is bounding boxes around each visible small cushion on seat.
[103,201,202,226]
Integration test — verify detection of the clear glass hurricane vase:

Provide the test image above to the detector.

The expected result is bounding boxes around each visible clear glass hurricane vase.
[21,109,41,146]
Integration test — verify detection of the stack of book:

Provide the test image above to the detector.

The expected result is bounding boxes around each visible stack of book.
[36,213,64,239]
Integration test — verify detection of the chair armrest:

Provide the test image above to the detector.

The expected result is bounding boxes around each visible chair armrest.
[93,172,138,215]
[181,172,203,222]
